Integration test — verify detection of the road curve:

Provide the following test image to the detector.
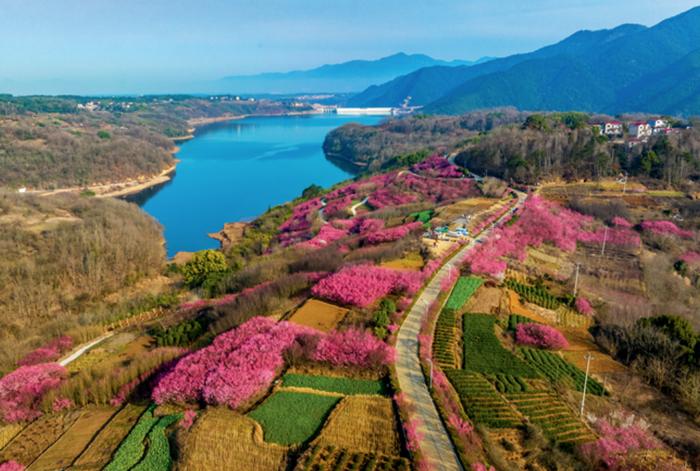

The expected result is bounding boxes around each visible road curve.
[395,192,525,470]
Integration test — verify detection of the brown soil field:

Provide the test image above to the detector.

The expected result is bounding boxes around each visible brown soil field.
[422,238,457,259]
[288,298,349,332]
[0,411,80,466]
[466,286,507,314]
[314,395,400,455]
[28,406,116,471]
[380,251,424,271]
[561,330,627,376]
[433,197,497,224]
[177,408,289,471]
[71,403,147,470]
[507,291,550,324]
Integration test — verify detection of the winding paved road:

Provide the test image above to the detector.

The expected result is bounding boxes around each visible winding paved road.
[395,191,525,470]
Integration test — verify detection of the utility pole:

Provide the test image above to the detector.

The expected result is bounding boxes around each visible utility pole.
[601,226,608,256]
[573,263,581,297]
[580,353,593,416]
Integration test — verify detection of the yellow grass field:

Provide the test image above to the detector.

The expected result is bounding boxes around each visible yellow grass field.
[178,408,289,471]
[434,197,497,223]
[288,298,348,332]
[71,403,147,470]
[28,406,116,471]
[562,330,627,375]
[0,411,80,466]
[381,251,424,271]
[314,395,400,455]
[422,238,456,259]
[0,424,24,450]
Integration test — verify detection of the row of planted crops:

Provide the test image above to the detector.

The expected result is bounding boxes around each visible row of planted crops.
[433,275,605,448]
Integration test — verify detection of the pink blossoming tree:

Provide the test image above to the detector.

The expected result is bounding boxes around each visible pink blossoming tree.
[515,323,569,350]
[0,363,67,422]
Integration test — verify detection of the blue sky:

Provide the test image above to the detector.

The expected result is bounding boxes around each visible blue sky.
[0,0,698,95]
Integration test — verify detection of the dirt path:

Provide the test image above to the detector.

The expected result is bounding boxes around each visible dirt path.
[395,191,525,470]
[350,197,368,217]
[58,333,114,366]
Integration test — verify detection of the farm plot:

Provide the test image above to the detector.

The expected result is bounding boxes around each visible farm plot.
[465,285,505,314]
[288,298,349,332]
[0,411,80,466]
[505,279,561,311]
[506,314,541,330]
[0,424,23,450]
[313,396,401,455]
[520,348,606,395]
[103,405,180,471]
[248,391,340,445]
[462,314,538,377]
[281,374,387,396]
[178,408,289,471]
[484,373,530,394]
[295,444,410,471]
[72,403,147,470]
[445,277,483,311]
[506,391,596,444]
[380,251,424,271]
[445,370,521,428]
[433,307,459,368]
[28,406,116,471]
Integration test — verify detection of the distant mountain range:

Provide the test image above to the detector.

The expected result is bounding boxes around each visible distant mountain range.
[216,53,492,94]
[349,7,700,116]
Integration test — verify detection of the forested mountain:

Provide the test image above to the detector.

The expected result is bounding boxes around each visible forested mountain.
[217,53,483,94]
[350,7,700,117]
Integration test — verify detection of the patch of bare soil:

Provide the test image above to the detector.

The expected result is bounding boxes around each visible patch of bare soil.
[208,222,247,252]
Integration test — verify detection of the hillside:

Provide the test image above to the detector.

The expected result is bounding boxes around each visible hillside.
[217,53,481,94]
[0,192,166,371]
[348,23,645,107]
[351,7,700,117]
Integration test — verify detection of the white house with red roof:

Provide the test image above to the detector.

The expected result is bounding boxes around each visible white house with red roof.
[629,121,652,139]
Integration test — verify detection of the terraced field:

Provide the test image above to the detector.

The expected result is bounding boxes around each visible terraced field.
[281,374,386,396]
[433,307,459,368]
[462,314,538,377]
[445,370,522,428]
[520,348,606,395]
[505,391,596,444]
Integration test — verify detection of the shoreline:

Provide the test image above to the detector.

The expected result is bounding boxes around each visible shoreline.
[28,110,323,200]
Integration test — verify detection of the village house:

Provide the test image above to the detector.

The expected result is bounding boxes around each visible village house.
[648,118,670,134]
[629,121,652,139]
[593,121,623,136]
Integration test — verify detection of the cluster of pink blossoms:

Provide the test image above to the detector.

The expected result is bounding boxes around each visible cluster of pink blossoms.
[17,336,73,366]
[0,362,67,423]
[611,216,632,228]
[313,328,394,367]
[152,317,313,408]
[298,224,349,249]
[278,197,324,245]
[465,196,643,278]
[410,155,463,179]
[363,221,423,245]
[575,297,594,316]
[0,461,25,471]
[580,416,662,470]
[515,323,569,350]
[311,264,424,308]
[152,317,393,409]
[680,251,700,265]
[640,220,694,239]
[471,199,517,235]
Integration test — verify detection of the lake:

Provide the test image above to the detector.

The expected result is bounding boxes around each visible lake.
[131,113,382,256]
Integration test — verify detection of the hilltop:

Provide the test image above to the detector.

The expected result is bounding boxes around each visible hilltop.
[349,7,700,117]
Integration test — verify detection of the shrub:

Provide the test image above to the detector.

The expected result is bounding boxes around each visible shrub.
[362,221,423,245]
[0,363,66,422]
[181,250,228,288]
[514,323,569,350]
[575,297,594,316]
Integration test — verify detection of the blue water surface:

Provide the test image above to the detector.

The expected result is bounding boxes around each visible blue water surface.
[133,114,382,256]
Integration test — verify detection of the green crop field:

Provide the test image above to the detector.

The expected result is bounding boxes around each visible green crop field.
[282,374,387,396]
[520,348,606,395]
[249,391,340,445]
[462,314,538,377]
[484,373,530,393]
[445,370,522,428]
[506,314,541,331]
[445,276,483,310]
[506,391,596,444]
[433,308,459,368]
[505,279,561,310]
[131,414,181,471]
